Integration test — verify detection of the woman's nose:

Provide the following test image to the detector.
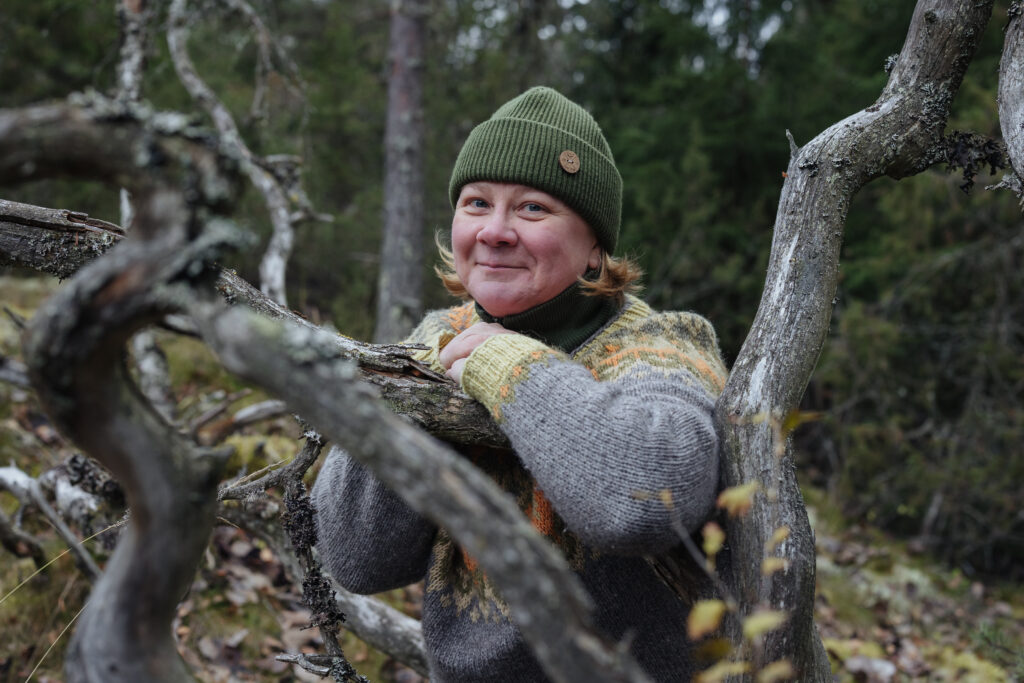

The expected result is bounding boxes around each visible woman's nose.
[476,212,517,247]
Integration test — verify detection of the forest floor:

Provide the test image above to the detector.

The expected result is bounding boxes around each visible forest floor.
[1,274,1021,683]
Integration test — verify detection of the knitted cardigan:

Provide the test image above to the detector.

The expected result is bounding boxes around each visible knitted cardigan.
[311,295,728,682]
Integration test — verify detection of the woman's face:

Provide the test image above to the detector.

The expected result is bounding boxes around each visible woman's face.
[452,182,601,317]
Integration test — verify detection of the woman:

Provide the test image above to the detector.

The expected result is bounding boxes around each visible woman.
[312,86,728,681]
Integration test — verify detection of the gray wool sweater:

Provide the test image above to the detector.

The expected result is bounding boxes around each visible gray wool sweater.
[311,296,728,681]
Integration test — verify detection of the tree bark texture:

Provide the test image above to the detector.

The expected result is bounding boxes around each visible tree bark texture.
[375,0,428,343]
[1000,3,1024,180]
[115,0,148,104]
[714,0,993,678]
[0,199,123,279]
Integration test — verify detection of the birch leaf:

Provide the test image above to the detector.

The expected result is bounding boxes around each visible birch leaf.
[757,659,796,682]
[762,557,789,575]
[743,609,788,640]
[765,525,790,553]
[702,521,725,557]
[716,481,759,517]
[687,599,728,640]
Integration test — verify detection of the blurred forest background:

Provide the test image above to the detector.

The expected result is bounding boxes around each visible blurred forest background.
[1,0,1022,680]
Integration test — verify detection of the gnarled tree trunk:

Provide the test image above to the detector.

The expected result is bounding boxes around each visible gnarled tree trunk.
[714,0,994,678]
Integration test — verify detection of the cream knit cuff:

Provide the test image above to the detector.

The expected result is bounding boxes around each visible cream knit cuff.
[461,334,566,421]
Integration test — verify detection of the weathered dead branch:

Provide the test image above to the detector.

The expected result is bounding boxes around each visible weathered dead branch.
[167,0,319,307]
[0,463,101,581]
[713,0,994,677]
[5,99,237,683]
[999,3,1024,186]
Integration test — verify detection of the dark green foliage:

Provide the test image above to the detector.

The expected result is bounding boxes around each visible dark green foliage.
[0,0,1020,575]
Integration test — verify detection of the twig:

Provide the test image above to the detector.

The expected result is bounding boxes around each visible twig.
[0,464,101,581]
[216,423,324,502]
[167,0,323,306]
[269,433,369,682]
[4,306,27,330]
[275,652,331,676]
[198,398,289,445]
[188,388,252,433]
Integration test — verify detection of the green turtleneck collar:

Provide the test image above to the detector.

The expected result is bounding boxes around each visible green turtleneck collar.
[475,281,621,353]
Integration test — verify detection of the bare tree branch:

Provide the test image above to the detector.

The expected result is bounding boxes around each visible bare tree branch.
[167,0,314,306]
[0,464,101,581]
[4,99,238,683]
[0,199,123,279]
[217,422,320,501]
[219,0,307,126]
[713,0,994,677]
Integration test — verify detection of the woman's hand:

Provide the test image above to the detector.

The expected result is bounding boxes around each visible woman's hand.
[439,322,517,383]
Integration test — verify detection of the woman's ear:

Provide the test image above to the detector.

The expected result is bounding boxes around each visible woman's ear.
[588,244,601,271]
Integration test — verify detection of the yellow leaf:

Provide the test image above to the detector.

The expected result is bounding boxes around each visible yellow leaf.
[702,522,725,557]
[762,557,789,575]
[757,659,796,683]
[743,609,788,640]
[781,410,823,437]
[695,661,751,683]
[687,599,728,640]
[659,488,674,509]
[765,525,791,553]
[716,481,759,517]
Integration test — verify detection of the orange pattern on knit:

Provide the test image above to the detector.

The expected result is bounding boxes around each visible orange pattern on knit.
[445,303,475,333]
[599,345,726,391]
[530,485,556,537]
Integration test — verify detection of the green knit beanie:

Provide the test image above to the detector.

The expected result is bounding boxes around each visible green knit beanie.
[449,86,622,254]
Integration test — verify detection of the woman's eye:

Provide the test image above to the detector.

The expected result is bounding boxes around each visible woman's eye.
[468,198,489,209]
[523,203,545,213]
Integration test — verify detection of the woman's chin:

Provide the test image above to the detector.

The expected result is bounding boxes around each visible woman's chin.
[471,288,533,318]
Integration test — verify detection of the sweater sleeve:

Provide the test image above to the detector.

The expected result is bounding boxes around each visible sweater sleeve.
[459,312,725,555]
[310,310,459,593]
[311,445,436,594]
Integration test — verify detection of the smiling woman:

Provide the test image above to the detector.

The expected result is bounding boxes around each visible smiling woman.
[312,86,729,682]
[452,182,600,318]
